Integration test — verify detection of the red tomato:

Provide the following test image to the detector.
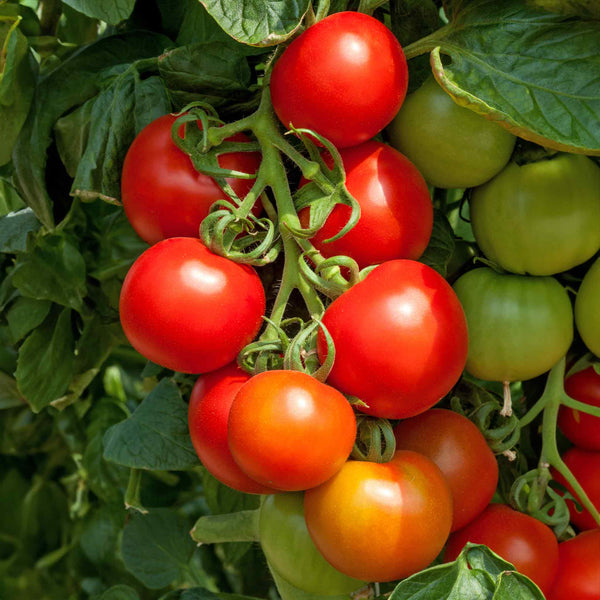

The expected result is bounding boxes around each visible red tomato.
[188,364,275,494]
[304,450,453,582]
[559,366,600,450]
[393,409,498,531]
[547,530,600,600]
[227,370,356,491]
[121,114,261,245]
[298,141,432,269]
[552,447,600,530]
[270,12,408,148]
[119,238,265,373]
[443,504,559,595]
[317,260,468,419]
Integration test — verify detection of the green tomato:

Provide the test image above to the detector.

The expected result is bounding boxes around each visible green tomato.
[259,493,366,595]
[576,257,600,357]
[386,77,516,189]
[470,154,600,276]
[453,268,573,382]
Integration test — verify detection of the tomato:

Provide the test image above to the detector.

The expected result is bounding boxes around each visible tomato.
[453,268,573,382]
[559,366,600,451]
[386,77,516,189]
[443,504,559,595]
[393,408,498,531]
[552,447,600,531]
[470,154,600,276]
[227,370,356,491]
[188,364,275,494]
[119,238,265,373]
[259,493,365,594]
[547,530,600,600]
[576,257,600,357]
[304,450,453,582]
[270,12,408,148]
[121,114,261,245]
[317,260,468,419]
[298,141,432,269]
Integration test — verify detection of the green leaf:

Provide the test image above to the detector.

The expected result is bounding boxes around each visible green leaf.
[12,31,170,228]
[419,209,455,276]
[15,308,74,412]
[80,504,124,565]
[0,372,25,409]
[61,0,136,25]
[202,470,261,515]
[6,296,51,342]
[54,97,94,178]
[99,585,141,600]
[0,208,41,253]
[529,0,600,19]
[161,589,261,600]
[121,508,197,589]
[11,233,87,311]
[103,379,198,471]
[494,571,546,598]
[426,0,600,154]
[191,509,260,544]
[199,0,310,46]
[0,176,25,216]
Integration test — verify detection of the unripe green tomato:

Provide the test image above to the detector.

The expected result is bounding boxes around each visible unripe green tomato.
[576,257,600,357]
[259,493,366,595]
[453,268,573,382]
[386,77,516,189]
[470,154,600,276]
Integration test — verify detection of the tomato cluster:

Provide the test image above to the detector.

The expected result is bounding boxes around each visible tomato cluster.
[117,8,600,599]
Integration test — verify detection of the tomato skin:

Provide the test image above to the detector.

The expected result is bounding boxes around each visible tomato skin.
[298,141,432,269]
[453,268,573,382]
[470,154,600,276]
[387,77,516,189]
[227,370,356,491]
[443,504,559,595]
[119,238,265,373]
[547,530,600,600]
[121,114,261,245]
[188,364,275,494]
[304,450,453,582]
[576,257,600,357]
[559,366,600,451]
[317,260,468,419]
[552,447,600,531]
[393,408,498,531]
[270,12,408,148]
[259,493,366,595]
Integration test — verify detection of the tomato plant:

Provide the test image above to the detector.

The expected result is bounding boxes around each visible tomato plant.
[227,370,356,491]
[317,260,468,419]
[559,366,600,450]
[121,114,262,245]
[298,141,432,269]
[575,257,600,357]
[119,237,265,373]
[270,11,408,148]
[470,154,600,276]
[259,493,365,595]
[393,408,498,531]
[443,504,559,595]
[386,76,516,189]
[304,451,453,582]
[547,530,600,600]
[188,363,275,494]
[453,267,573,382]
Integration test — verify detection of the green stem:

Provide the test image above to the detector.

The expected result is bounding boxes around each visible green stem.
[402,24,452,60]
[124,469,148,514]
[314,0,331,21]
[560,395,600,418]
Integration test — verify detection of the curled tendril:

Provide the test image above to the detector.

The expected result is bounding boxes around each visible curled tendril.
[297,250,354,298]
[351,415,397,464]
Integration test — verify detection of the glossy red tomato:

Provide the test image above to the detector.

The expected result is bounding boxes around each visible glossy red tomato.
[304,450,453,582]
[393,409,498,531]
[317,260,468,418]
[444,504,559,595]
[119,238,265,373]
[559,366,600,450]
[121,114,261,245]
[227,370,356,491]
[552,447,600,530]
[270,12,408,148]
[188,363,275,494]
[298,141,432,269]
[547,530,600,600]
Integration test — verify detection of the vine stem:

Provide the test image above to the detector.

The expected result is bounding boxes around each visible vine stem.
[402,24,452,59]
